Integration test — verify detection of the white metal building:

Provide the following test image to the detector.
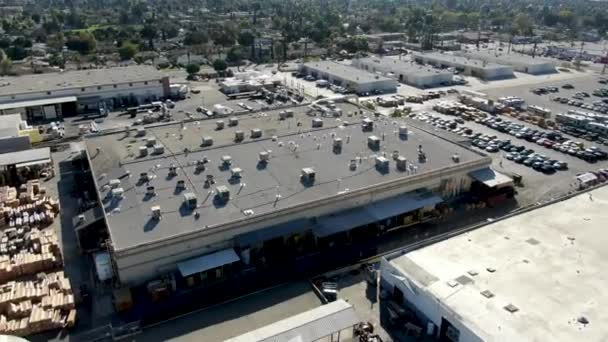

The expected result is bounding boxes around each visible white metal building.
[352,57,453,88]
[0,66,169,120]
[225,300,359,342]
[413,52,514,80]
[299,61,398,94]
[380,186,608,342]
[455,51,556,75]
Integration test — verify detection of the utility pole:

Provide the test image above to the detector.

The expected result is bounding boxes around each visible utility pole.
[602,50,608,75]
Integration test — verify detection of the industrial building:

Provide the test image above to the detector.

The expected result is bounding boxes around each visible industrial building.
[219,70,281,95]
[380,186,608,342]
[299,61,398,94]
[226,300,359,342]
[352,57,453,88]
[0,66,169,121]
[84,104,500,287]
[413,52,514,80]
[455,51,556,75]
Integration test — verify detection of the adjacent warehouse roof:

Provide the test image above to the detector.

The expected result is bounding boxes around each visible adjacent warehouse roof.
[302,61,395,84]
[0,66,165,96]
[225,299,359,342]
[354,57,453,78]
[0,96,77,111]
[0,147,51,168]
[85,105,488,251]
[456,51,556,72]
[387,186,608,341]
[413,52,511,70]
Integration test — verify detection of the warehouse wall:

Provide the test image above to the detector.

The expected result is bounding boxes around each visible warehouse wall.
[114,159,490,286]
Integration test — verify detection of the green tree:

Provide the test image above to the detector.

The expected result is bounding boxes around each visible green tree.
[118,42,138,60]
[226,46,245,63]
[0,57,12,76]
[186,63,200,76]
[183,31,208,46]
[514,13,533,35]
[212,59,227,73]
[140,24,158,49]
[66,31,97,54]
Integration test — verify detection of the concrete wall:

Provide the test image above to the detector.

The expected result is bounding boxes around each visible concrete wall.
[114,158,490,286]
[0,78,169,107]
[380,258,484,342]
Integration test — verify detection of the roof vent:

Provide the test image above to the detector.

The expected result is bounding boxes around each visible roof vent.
[153,144,165,155]
[109,179,121,188]
[398,125,408,136]
[235,130,245,142]
[139,172,150,182]
[151,205,162,220]
[259,151,270,162]
[136,127,146,137]
[168,164,177,176]
[139,146,148,157]
[333,138,343,153]
[176,179,186,189]
[504,304,519,313]
[146,186,155,196]
[183,192,197,209]
[312,118,323,128]
[480,290,494,298]
[195,160,206,172]
[301,167,316,184]
[452,154,460,163]
[392,150,400,160]
[349,159,357,170]
[229,117,239,126]
[202,136,214,147]
[251,128,262,138]
[216,120,225,130]
[146,137,157,147]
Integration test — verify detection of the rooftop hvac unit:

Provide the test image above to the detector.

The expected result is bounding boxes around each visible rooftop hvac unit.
[195,160,206,172]
[183,192,197,209]
[146,137,157,147]
[375,156,389,170]
[251,128,262,138]
[229,117,239,126]
[151,206,162,220]
[168,164,177,176]
[368,136,381,150]
[215,186,230,202]
[139,146,148,157]
[333,137,343,151]
[139,172,149,182]
[301,167,316,183]
[235,130,245,142]
[452,154,460,163]
[399,125,408,136]
[201,136,214,147]
[176,179,186,189]
[205,174,215,187]
[153,144,165,154]
[349,159,357,170]
[362,118,374,131]
[259,151,270,162]
[109,179,121,188]
[221,155,232,165]
[216,120,225,130]
[312,118,323,128]
[396,156,407,171]
[231,167,243,178]
[136,127,146,137]
[111,187,124,198]
[146,186,155,196]
[392,150,400,160]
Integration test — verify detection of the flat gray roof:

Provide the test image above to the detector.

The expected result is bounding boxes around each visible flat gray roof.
[0,96,77,110]
[0,147,50,167]
[355,57,453,77]
[458,51,555,67]
[0,66,165,96]
[413,52,511,70]
[389,186,608,341]
[86,104,486,251]
[302,61,395,84]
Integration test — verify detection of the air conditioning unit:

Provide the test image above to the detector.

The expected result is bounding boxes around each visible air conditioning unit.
[375,156,389,170]
[146,186,155,196]
[176,179,186,189]
[111,187,124,198]
[215,185,230,202]
[229,117,238,126]
[136,127,146,137]
[301,167,316,183]
[168,164,177,176]
[349,159,358,170]
[392,150,400,160]
[235,130,244,142]
[399,125,408,136]
[362,118,374,131]
[146,137,157,147]
[183,192,197,209]
[216,120,225,130]
[139,146,148,157]
[368,135,381,150]
[153,144,165,154]
[109,179,121,188]
[221,155,232,166]
[396,156,407,171]
[231,167,243,178]
[312,118,323,128]
[139,172,149,182]
[195,160,206,172]
[151,206,162,220]
[259,151,270,162]
[251,128,262,138]
[333,138,343,152]
[202,136,214,147]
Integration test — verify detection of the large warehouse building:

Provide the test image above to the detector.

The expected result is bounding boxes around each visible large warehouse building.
[0,66,169,122]
[84,104,502,287]
[413,52,514,80]
[380,186,608,342]
[299,61,398,94]
[352,57,453,88]
[455,51,556,75]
